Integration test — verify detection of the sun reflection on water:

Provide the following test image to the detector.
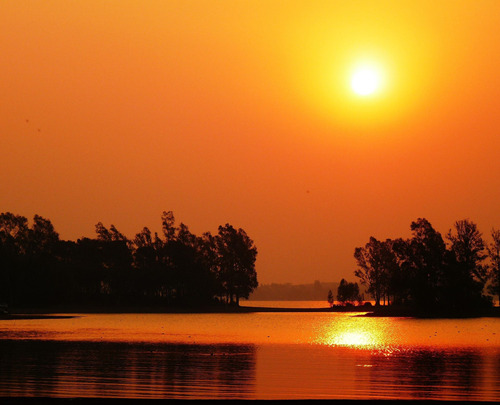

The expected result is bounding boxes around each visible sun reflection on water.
[315,314,394,351]
[333,330,375,347]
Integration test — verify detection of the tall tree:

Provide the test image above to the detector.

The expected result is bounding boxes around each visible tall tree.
[216,224,258,305]
[0,213,30,305]
[445,219,491,310]
[447,219,488,285]
[93,223,133,303]
[327,289,334,307]
[406,218,448,310]
[354,237,394,306]
[487,228,500,304]
[388,237,413,305]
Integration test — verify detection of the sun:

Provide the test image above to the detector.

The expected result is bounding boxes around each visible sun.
[351,66,381,96]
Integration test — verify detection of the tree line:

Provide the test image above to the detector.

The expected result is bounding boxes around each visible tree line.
[0,211,258,309]
[353,218,500,314]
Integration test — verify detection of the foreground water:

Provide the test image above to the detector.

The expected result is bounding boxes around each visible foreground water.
[0,301,500,400]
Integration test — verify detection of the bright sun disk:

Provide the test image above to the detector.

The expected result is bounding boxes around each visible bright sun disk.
[351,67,380,96]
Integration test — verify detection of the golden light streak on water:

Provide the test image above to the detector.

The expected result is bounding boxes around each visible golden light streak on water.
[332,330,375,347]
[313,313,393,350]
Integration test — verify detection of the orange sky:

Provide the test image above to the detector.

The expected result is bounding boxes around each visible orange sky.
[2,1,500,284]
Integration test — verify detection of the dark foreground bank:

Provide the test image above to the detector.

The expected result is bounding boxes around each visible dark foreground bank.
[0,398,499,405]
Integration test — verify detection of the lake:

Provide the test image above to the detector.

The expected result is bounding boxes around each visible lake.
[1,301,500,400]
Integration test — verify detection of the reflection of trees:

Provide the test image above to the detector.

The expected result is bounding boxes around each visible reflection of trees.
[366,348,483,400]
[2,339,499,400]
[0,340,61,397]
[0,340,256,399]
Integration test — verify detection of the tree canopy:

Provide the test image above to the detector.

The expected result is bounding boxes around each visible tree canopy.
[353,218,496,315]
[0,211,258,309]
[336,279,361,305]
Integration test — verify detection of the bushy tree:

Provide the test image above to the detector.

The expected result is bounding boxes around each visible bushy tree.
[336,279,361,305]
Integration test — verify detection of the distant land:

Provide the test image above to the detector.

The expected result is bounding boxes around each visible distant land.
[248,281,351,301]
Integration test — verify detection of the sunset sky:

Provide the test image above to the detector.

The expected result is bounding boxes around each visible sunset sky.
[2,1,500,284]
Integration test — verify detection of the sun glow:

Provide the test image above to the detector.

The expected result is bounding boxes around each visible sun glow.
[275,8,439,136]
[351,67,380,96]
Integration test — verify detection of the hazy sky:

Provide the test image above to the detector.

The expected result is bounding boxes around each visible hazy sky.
[2,1,500,284]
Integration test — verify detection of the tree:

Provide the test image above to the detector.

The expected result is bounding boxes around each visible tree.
[161,211,176,242]
[336,278,361,305]
[165,223,214,304]
[487,228,500,304]
[0,212,30,256]
[93,223,133,303]
[0,210,261,310]
[352,217,496,314]
[387,237,412,305]
[0,213,30,305]
[30,215,59,254]
[446,219,490,310]
[216,224,258,305]
[327,289,334,307]
[354,237,394,306]
[405,218,448,311]
[447,219,488,285]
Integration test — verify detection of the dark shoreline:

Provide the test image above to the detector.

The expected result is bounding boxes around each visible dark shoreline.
[1,304,360,318]
[2,303,499,320]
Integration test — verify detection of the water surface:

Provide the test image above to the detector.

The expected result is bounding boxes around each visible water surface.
[1,302,499,400]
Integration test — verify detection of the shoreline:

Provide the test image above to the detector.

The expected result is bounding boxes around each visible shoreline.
[2,303,499,319]
[2,304,364,317]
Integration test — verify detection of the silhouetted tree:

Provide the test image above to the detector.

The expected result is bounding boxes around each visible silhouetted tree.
[161,211,176,242]
[488,228,500,304]
[405,218,448,311]
[93,223,134,303]
[27,215,61,304]
[327,289,334,307]
[354,217,496,315]
[337,279,361,305]
[132,227,166,302]
[216,224,258,305]
[445,219,491,311]
[0,213,30,305]
[388,237,413,305]
[30,215,59,255]
[447,219,488,284]
[354,237,393,306]
[0,211,258,310]
[164,223,216,304]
